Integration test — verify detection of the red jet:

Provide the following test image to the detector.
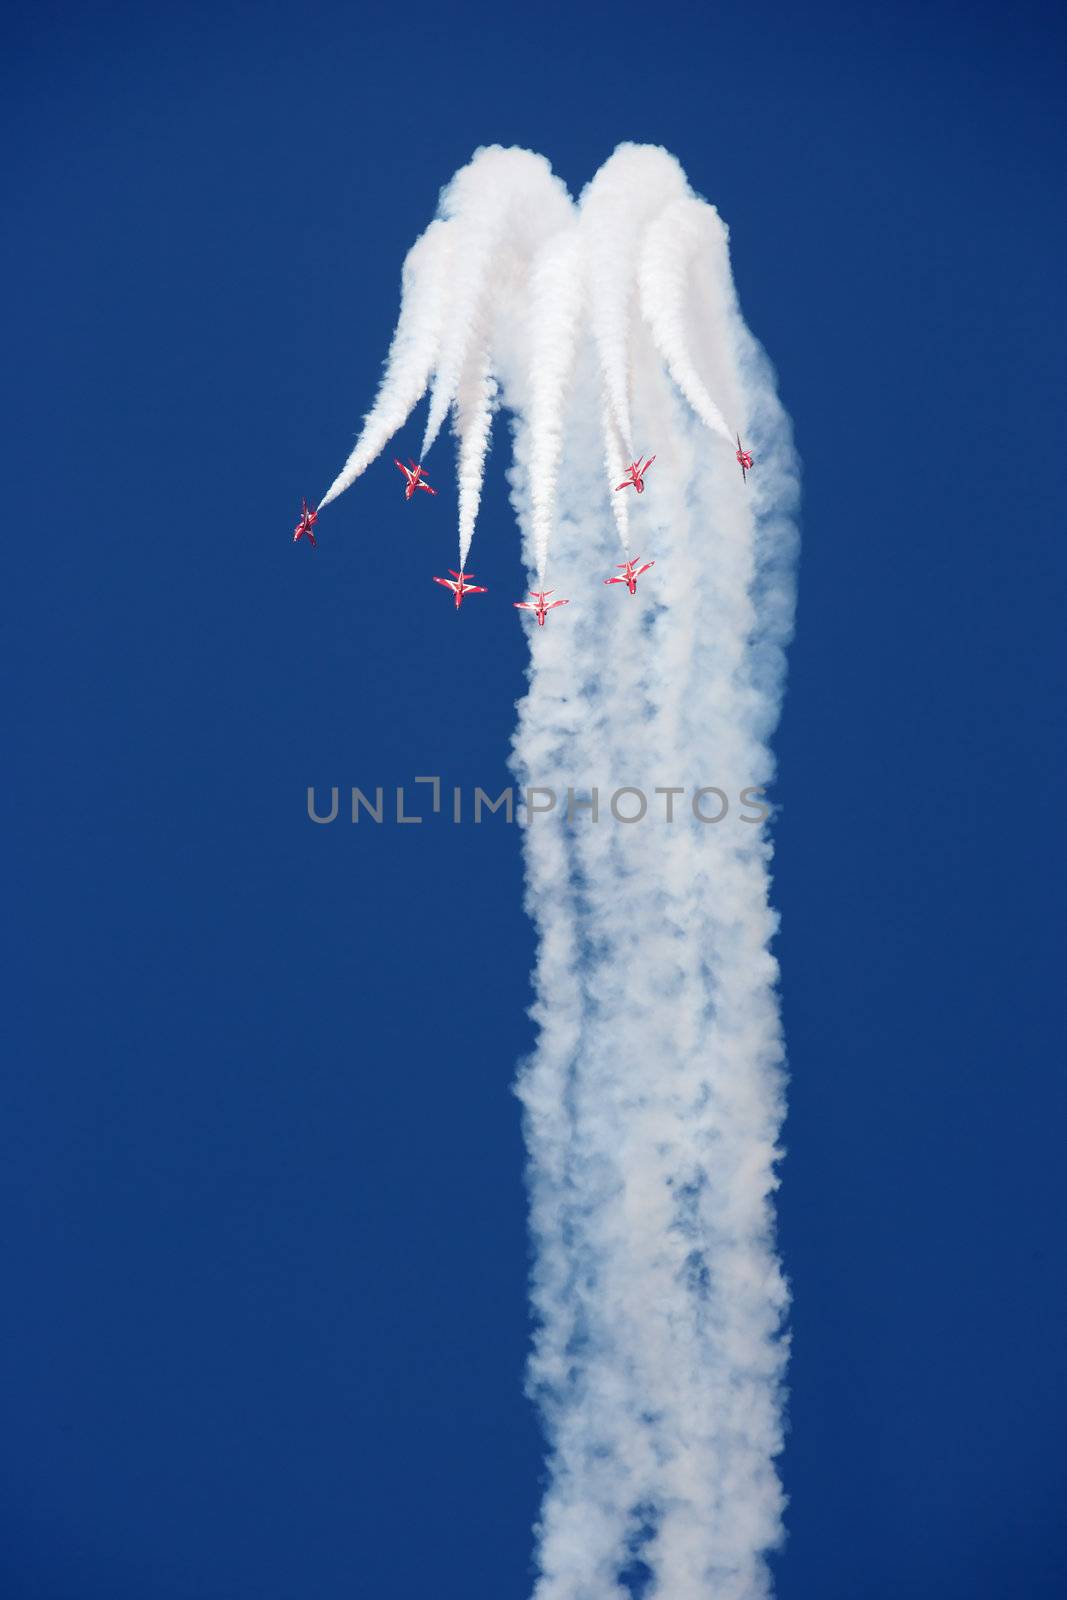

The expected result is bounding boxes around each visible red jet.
[615,455,656,494]
[395,458,437,500]
[514,590,570,627]
[433,569,487,610]
[736,435,754,483]
[293,498,318,547]
[604,555,655,595]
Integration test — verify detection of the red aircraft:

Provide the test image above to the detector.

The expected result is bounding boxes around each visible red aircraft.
[736,435,754,483]
[615,455,656,494]
[395,458,437,500]
[514,590,570,627]
[293,498,318,547]
[604,556,655,595]
[433,569,487,610]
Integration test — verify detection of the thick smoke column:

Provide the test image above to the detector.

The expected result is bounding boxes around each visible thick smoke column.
[315,145,799,1597]
[507,150,798,1599]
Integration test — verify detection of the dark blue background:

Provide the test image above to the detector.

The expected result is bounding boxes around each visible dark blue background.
[5,2,1065,1595]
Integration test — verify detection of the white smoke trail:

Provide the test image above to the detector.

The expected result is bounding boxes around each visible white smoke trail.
[504,149,798,1600]
[602,401,633,557]
[453,337,497,570]
[576,147,698,561]
[319,146,571,572]
[313,142,798,1599]
[525,229,583,583]
[578,146,684,458]
[638,196,737,449]
[419,147,572,466]
[318,218,454,509]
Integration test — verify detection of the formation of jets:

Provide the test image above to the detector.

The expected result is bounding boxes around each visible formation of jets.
[294,436,755,627]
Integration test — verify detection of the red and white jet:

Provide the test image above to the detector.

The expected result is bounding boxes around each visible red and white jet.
[395,458,437,500]
[433,569,487,610]
[514,590,570,627]
[615,455,656,494]
[604,555,655,595]
[736,435,754,483]
[293,498,318,547]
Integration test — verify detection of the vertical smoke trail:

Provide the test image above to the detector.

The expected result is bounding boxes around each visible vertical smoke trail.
[506,149,798,1600]
[418,211,494,465]
[601,400,633,556]
[453,337,497,570]
[525,229,582,583]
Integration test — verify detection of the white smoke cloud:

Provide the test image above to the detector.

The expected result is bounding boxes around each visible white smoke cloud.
[311,144,799,1597]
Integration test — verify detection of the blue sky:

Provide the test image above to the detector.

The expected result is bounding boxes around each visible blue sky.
[5,2,1066,1596]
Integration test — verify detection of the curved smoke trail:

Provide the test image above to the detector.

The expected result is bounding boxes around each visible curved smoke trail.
[314,144,799,1597]
[419,148,572,466]
[638,196,737,448]
[318,218,455,510]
